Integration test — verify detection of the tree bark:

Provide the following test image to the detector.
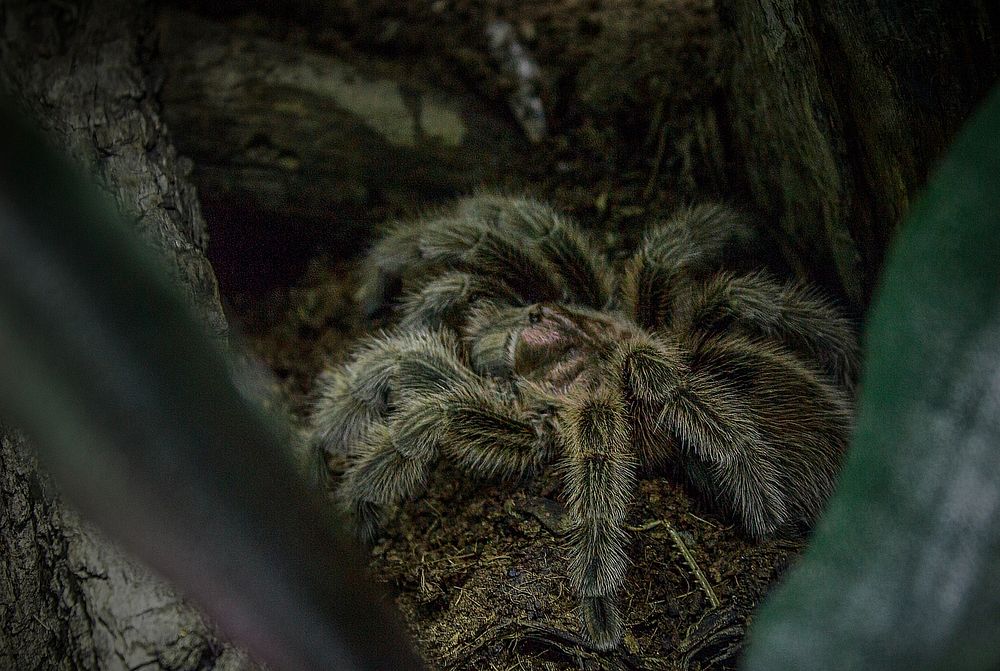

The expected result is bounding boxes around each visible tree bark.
[0,1,251,668]
[156,9,525,289]
[1,427,257,671]
[722,1,1000,309]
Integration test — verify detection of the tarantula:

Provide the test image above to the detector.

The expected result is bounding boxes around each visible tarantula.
[310,195,857,650]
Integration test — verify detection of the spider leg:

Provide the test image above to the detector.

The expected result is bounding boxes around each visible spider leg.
[439,382,551,478]
[618,333,841,538]
[355,220,424,317]
[562,382,637,650]
[454,195,614,308]
[416,214,568,303]
[397,271,519,331]
[339,378,550,543]
[310,329,471,460]
[642,341,784,537]
[621,204,765,329]
[359,209,564,312]
[673,270,859,388]
[675,333,852,534]
[339,402,445,543]
[359,195,612,317]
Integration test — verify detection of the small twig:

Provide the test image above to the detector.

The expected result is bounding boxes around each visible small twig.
[685,512,720,529]
[663,522,720,610]
[422,551,479,565]
[452,585,466,609]
[630,518,721,609]
[481,553,512,563]
[33,614,54,634]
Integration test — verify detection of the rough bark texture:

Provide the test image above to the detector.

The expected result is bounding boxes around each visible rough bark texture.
[0,0,226,336]
[157,9,525,290]
[1,428,256,671]
[0,1,250,668]
[0,428,97,671]
[723,1,1000,310]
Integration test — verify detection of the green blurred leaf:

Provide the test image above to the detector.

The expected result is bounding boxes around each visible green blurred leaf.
[743,86,1000,669]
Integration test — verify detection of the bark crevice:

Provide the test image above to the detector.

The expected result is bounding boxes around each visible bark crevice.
[1,1,253,668]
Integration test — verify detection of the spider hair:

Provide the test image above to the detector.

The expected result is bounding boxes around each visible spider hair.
[312,196,858,651]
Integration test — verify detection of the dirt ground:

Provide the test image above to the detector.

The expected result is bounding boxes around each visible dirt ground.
[220,1,811,669]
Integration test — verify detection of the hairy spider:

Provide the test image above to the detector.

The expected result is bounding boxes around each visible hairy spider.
[310,195,857,650]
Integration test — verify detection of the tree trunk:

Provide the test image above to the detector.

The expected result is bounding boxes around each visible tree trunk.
[0,1,252,668]
[722,0,1000,310]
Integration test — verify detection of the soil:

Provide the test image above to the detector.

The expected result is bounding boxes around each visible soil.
[219,1,809,669]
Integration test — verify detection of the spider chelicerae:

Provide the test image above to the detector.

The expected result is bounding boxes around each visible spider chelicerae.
[310,195,857,650]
